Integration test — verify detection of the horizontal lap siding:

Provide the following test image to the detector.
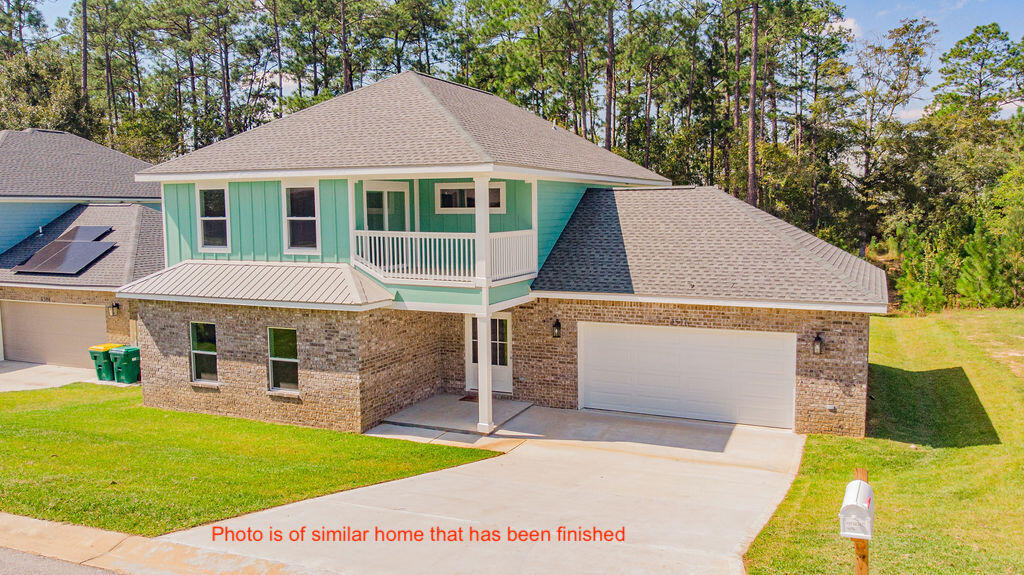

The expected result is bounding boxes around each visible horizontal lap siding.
[536,181,589,268]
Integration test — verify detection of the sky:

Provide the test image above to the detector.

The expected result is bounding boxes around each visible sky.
[37,0,1023,117]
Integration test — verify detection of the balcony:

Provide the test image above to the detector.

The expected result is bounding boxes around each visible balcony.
[352,229,537,285]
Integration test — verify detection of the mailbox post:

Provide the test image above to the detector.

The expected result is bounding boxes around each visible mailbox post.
[839,468,874,574]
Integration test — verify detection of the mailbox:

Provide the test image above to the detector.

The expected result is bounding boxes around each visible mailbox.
[838,479,874,540]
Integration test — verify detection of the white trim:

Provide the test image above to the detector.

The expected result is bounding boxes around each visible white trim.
[281,180,322,256]
[465,312,512,394]
[135,163,670,187]
[351,258,481,288]
[195,182,231,253]
[530,290,888,314]
[490,273,537,288]
[267,326,300,391]
[434,181,507,215]
[114,291,392,312]
[362,180,410,232]
[413,180,420,231]
[0,283,117,292]
[347,179,357,262]
[488,293,535,313]
[0,298,105,307]
[160,187,169,268]
[385,300,483,314]
[189,321,219,384]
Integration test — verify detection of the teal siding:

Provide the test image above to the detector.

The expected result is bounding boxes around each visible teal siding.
[489,280,531,304]
[162,180,350,266]
[416,178,531,233]
[536,180,589,267]
[0,202,77,253]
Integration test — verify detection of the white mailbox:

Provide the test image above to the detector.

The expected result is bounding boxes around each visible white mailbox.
[838,479,874,540]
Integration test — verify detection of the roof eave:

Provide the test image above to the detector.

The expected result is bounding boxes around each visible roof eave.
[113,291,394,312]
[529,290,889,314]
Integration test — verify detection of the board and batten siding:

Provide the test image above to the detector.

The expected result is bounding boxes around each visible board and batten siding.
[162,180,351,266]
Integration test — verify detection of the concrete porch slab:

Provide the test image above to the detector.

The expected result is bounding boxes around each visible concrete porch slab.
[381,393,532,435]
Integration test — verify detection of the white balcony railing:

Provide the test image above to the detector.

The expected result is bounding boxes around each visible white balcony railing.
[490,229,538,282]
[353,229,537,285]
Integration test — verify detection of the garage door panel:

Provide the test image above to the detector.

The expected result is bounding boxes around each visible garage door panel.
[1,301,106,368]
[580,322,796,428]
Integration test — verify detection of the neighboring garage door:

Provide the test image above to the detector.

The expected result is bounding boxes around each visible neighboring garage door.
[579,322,797,428]
[1,301,106,368]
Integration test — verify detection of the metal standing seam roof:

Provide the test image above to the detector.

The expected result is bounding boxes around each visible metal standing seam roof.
[116,261,395,309]
[0,128,160,199]
[140,71,670,185]
[0,203,164,288]
[532,186,889,310]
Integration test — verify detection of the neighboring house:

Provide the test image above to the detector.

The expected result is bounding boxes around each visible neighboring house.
[117,71,887,437]
[0,129,163,368]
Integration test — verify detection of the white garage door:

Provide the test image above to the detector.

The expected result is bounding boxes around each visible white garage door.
[579,322,797,428]
[1,301,106,368]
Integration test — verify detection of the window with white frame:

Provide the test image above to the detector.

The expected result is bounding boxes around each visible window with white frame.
[268,327,299,390]
[198,188,228,249]
[285,186,318,250]
[190,322,218,382]
[435,181,506,214]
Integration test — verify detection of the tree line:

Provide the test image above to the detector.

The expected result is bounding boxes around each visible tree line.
[1,0,1023,311]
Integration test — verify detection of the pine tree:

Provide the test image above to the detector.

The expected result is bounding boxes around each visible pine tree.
[1000,206,1024,306]
[896,227,946,314]
[956,221,1010,308]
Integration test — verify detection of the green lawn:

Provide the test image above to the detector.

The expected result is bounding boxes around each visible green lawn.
[745,310,1024,574]
[0,384,495,536]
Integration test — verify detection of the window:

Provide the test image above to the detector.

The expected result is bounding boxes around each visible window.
[435,182,506,214]
[198,187,229,249]
[268,328,299,390]
[471,317,509,367]
[190,322,218,382]
[285,187,318,251]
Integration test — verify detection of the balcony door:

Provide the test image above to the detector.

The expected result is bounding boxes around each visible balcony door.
[364,182,409,232]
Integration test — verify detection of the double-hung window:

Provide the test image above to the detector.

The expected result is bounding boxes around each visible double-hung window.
[268,328,299,390]
[435,181,506,214]
[190,322,218,382]
[285,186,318,251]
[198,187,229,250]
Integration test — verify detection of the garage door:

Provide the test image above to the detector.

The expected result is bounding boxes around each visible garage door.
[579,322,797,428]
[1,301,106,368]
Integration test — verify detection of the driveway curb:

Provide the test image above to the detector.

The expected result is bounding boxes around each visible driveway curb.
[0,512,314,575]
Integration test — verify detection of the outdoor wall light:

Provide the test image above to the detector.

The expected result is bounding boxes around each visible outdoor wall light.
[552,319,562,339]
[107,302,121,317]
[813,333,824,355]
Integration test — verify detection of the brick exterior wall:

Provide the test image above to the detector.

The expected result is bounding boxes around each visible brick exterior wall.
[0,286,134,344]
[508,298,870,437]
[136,300,463,432]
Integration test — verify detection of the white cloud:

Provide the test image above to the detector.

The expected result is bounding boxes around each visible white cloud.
[897,107,926,121]
[828,18,862,39]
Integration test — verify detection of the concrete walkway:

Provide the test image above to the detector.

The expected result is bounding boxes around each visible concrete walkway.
[0,361,101,392]
[163,407,805,574]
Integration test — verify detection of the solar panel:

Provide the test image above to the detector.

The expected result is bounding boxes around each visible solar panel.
[57,226,112,241]
[14,240,116,275]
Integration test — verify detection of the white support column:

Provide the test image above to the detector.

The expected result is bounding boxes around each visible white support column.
[347,179,357,262]
[413,179,420,231]
[474,176,491,285]
[474,176,494,434]
[476,313,494,434]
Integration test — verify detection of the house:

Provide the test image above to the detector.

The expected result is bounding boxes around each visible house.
[117,71,887,437]
[0,129,163,368]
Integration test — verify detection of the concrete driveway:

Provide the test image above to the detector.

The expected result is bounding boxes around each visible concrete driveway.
[0,361,100,392]
[163,407,804,575]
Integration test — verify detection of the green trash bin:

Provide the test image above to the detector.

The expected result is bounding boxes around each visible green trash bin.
[110,346,141,384]
[88,343,121,381]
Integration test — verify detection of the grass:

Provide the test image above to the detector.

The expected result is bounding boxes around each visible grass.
[745,310,1024,574]
[0,384,495,536]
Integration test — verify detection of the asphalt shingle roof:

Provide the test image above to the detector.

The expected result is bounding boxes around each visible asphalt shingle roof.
[0,129,159,199]
[0,203,164,288]
[141,72,669,185]
[532,186,888,308]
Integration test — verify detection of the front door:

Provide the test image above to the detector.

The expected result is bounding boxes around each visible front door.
[465,313,513,393]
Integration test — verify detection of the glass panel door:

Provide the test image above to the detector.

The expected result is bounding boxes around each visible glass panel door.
[387,190,407,231]
[366,191,385,231]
